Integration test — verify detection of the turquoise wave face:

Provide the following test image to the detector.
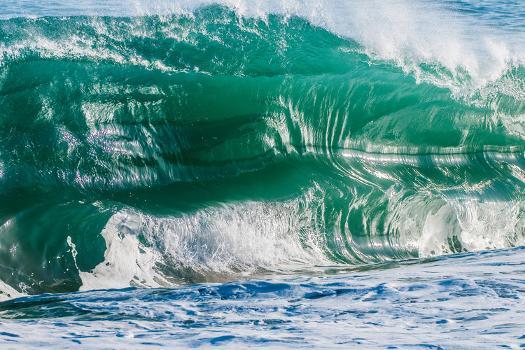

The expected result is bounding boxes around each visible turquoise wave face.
[1,5,525,297]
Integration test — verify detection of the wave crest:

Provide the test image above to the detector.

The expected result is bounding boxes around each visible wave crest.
[1,5,525,297]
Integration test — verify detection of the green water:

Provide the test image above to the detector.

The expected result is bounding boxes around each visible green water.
[1,5,525,296]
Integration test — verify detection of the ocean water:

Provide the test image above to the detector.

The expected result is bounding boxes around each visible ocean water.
[0,0,524,348]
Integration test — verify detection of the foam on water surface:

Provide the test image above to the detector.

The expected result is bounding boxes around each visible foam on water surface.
[0,2,524,347]
[0,247,523,348]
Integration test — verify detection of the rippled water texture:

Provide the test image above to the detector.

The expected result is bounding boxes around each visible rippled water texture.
[0,0,525,348]
[0,248,524,348]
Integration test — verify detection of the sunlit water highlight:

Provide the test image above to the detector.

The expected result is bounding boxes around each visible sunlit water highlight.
[1,0,525,348]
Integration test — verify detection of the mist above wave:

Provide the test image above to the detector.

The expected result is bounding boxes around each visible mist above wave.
[3,0,525,98]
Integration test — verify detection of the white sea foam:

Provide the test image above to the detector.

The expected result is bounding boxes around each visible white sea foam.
[0,279,23,301]
[418,200,525,257]
[125,0,525,96]
[79,213,169,291]
[3,0,525,97]
[369,188,525,259]
[79,196,329,290]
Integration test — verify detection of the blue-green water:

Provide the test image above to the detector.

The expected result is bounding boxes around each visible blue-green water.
[0,1,524,348]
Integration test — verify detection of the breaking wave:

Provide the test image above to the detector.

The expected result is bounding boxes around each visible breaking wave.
[1,2,525,298]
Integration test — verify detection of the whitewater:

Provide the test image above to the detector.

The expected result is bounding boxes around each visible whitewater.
[0,0,524,348]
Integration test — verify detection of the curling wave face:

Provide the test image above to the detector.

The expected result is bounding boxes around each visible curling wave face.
[1,2,525,298]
